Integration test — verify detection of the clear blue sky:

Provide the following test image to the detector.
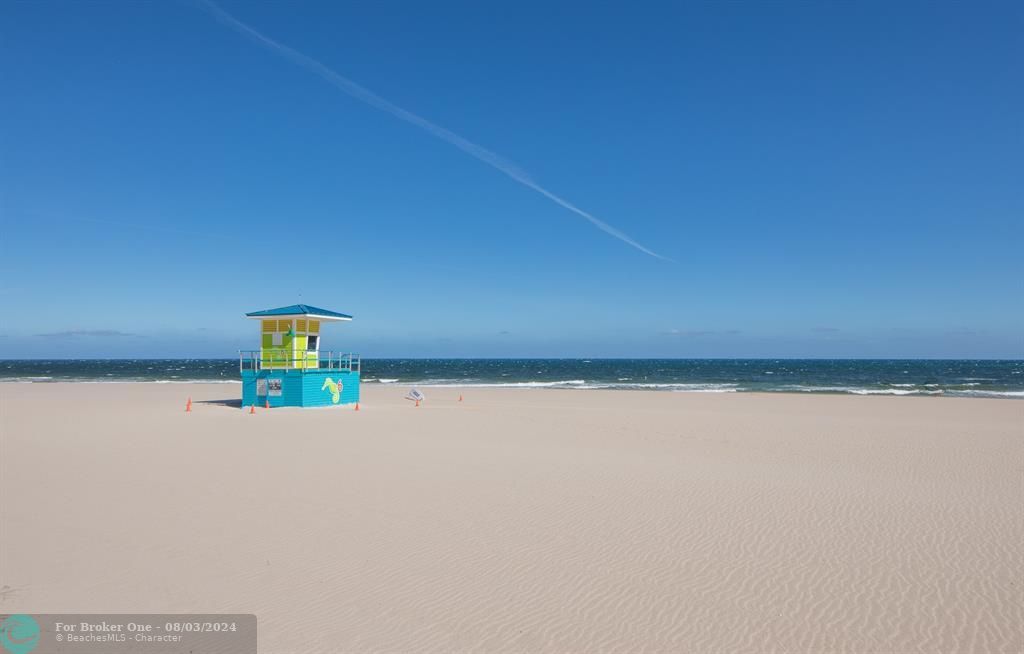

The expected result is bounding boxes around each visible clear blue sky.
[1,0,1021,358]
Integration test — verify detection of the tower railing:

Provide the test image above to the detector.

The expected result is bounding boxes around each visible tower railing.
[239,350,361,374]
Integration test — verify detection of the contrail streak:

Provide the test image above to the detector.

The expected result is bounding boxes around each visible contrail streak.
[199,0,667,260]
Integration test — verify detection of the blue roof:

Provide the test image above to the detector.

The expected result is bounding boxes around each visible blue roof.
[245,304,352,320]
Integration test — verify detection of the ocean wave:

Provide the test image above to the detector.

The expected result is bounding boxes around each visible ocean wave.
[946,389,1024,398]
[151,379,241,384]
[585,382,739,392]
[392,380,740,392]
[75,379,241,384]
[780,385,861,393]
[2,379,242,384]
[3,360,1022,399]
[850,388,927,396]
[780,385,941,396]
[415,379,588,388]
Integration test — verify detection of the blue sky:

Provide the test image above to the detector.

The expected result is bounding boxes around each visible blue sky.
[1,0,1021,358]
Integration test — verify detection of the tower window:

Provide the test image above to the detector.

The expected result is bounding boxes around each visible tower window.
[307,335,319,352]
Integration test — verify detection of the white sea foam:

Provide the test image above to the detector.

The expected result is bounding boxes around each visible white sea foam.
[418,379,588,388]
[151,379,241,384]
[948,390,1024,398]
[588,382,738,392]
[2,377,243,384]
[14,379,243,384]
[405,380,740,392]
[781,385,860,393]
[850,389,920,396]
[782,385,941,396]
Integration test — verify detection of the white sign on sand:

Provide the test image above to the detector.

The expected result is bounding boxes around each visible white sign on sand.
[405,388,425,402]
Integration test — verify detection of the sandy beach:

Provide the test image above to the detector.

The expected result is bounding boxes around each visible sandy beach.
[1,382,1021,652]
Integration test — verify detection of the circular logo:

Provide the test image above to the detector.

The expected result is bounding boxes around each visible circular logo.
[0,615,40,654]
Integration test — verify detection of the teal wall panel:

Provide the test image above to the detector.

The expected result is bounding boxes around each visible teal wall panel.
[300,370,360,406]
[241,369,360,408]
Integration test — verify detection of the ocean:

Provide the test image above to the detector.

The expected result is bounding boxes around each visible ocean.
[1,359,1021,398]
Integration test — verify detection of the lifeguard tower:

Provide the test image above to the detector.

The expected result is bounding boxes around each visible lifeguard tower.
[239,304,360,408]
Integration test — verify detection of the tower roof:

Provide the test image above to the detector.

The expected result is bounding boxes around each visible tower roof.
[245,304,353,321]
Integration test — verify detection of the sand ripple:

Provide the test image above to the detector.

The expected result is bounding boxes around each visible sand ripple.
[2,384,1021,652]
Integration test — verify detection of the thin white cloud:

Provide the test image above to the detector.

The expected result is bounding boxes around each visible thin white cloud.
[199,0,668,260]
[35,330,143,338]
[663,329,741,337]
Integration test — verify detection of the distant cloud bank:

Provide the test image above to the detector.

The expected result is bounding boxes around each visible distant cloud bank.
[35,330,143,339]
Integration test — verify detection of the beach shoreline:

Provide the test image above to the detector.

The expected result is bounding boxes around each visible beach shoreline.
[1,380,1022,402]
[2,382,1021,651]
[2,358,1021,399]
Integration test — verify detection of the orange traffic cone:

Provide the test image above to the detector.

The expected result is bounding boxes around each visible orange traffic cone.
[265,399,270,409]
[354,402,360,411]
[249,404,256,414]
[185,397,192,412]
[415,399,420,407]
[458,394,463,402]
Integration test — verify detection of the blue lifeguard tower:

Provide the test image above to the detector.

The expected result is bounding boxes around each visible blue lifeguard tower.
[239,304,360,408]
